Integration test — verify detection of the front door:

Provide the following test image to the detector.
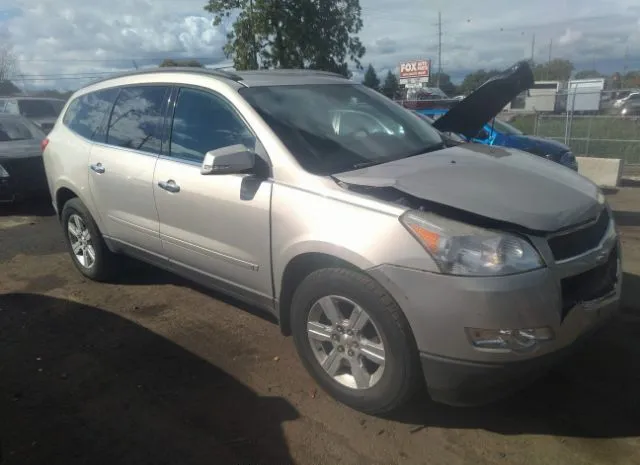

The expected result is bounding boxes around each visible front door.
[88,85,169,255]
[153,86,273,301]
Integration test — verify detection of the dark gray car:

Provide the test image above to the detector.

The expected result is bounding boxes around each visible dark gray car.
[0,97,66,133]
[0,114,49,203]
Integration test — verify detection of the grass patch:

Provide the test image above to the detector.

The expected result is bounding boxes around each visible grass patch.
[508,114,640,163]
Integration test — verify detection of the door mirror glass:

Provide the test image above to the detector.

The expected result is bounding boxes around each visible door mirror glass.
[476,128,490,140]
[201,144,255,175]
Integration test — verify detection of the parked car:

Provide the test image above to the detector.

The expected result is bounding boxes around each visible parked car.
[43,62,621,414]
[419,102,578,171]
[0,96,66,133]
[0,114,49,203]
[611,91,640,116]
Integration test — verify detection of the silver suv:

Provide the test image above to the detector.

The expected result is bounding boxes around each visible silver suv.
[42,63,621,414]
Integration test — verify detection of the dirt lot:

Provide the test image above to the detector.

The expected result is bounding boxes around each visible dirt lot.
[1,190,639,465]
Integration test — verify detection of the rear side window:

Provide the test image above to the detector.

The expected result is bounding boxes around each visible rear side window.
[63,89,119,140]
[169,87,255,163]
[0,119,34,142]
[106,86,169,154]
[0,99,19,115]
[17,100,59,118]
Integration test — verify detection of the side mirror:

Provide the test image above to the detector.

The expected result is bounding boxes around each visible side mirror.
[201,144,255,175]
[476,129,490,140]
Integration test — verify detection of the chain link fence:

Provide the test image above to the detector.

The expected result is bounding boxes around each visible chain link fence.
[506,88,640,167]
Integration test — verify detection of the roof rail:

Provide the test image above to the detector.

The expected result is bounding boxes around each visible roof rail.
[89,67,244,86]
[238,69,349,79]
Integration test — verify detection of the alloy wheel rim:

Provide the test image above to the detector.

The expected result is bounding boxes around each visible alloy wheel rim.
[307,295,386,390]
[67,214,96,269]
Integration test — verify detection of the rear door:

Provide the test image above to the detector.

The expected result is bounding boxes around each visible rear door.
[88,85,170,255]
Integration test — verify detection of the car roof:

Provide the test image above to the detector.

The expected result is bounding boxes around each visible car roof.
[0,96,65,102]
[88,67,351,89]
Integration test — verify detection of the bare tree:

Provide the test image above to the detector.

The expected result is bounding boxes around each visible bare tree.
[0,44,17,82]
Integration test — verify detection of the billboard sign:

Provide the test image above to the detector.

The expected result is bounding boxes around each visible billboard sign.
[399,60,430,80]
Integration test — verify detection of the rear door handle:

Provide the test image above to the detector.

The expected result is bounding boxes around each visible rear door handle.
[158,179,180,193]
[90,163,105,174]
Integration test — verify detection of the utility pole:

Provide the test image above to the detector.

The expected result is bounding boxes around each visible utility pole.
[248,0,258,69]
[546,38,552,80]
[530,33,535,63]
[436,11,442,88]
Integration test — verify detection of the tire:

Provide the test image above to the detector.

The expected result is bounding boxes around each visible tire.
[61,198,117,282]
[291,267,421,414]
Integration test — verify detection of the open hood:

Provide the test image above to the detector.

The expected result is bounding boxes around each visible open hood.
[432,61,534,139]
[334,144,602,232]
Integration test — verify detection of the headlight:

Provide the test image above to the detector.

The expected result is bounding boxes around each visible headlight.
[0,164,9,178]
[400,211,544,276]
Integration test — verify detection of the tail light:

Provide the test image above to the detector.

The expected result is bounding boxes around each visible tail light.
[41,138,49,152]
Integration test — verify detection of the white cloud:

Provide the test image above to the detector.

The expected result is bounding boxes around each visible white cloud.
[1,0,640,90]
[558,28,583,46]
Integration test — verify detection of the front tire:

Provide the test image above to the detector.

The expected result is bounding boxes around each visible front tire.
[61,198,117,282]
[291,267,421,414]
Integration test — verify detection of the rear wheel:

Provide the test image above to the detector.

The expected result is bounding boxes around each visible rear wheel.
[61,198,117,281]
[291,267,421,414]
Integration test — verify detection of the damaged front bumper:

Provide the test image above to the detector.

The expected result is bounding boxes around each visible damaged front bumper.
[368,233,622,406]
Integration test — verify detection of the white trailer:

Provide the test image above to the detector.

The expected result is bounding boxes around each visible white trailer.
[524,81,564,112]
[566,78,606,112]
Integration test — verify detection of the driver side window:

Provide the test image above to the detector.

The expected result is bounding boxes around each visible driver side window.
[169,87,256,163]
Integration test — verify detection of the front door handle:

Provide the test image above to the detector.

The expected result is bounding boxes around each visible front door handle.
[90,163,105,174]
[158,179,180,193]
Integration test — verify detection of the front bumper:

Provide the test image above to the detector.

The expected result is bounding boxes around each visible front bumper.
[368,236,621,406]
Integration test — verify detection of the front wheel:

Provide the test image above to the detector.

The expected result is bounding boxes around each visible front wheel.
[291,267,421,414]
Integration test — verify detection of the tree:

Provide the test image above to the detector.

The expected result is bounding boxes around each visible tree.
[204,0,366,75]
[574,69,604,80]
[0,44,17,82]
[381,71,399,99]
[458,69,501,95]
[159,59,204,67]
[362,64,380,90]
[429,72,456,97]
[533,59,574,81]
[0,80,21,96]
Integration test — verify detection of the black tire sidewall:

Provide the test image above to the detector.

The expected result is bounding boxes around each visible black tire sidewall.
[61,198,113,281]
[291,268,418,413]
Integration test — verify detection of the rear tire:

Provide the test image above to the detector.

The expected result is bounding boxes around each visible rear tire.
[291,267,421,414]
[61,198,117,282]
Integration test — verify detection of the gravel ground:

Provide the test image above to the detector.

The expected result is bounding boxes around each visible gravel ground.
[1,189,639,465]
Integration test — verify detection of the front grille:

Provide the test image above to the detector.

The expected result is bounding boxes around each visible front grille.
[560,245,618,321]
[548,209,610,261]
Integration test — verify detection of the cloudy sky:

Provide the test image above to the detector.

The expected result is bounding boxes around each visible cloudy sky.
[1,0,640,90]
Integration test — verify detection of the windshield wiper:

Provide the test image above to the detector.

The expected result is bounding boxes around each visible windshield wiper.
[400,141,446,159]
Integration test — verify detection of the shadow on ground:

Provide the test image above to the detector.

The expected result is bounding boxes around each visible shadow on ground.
[0,293,298,465]
[388,271,640,444]
[0,198,55,218]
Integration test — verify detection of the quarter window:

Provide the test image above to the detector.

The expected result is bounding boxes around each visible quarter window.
[106,86,169,154]
[169,87,255,163]
[63,89,119,141]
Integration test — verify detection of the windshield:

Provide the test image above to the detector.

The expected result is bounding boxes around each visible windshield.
[239,84,444,175]
[17,100,61,118]
[491,118,523,136]
[0,119,35,142]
